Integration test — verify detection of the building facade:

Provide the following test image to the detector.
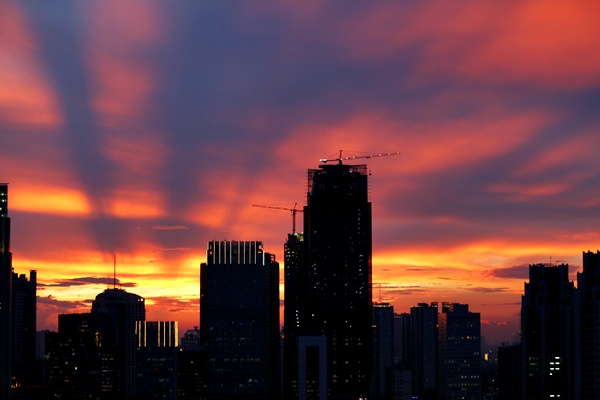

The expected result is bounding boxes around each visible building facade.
[200,240,280,400]
[437,303,481,400]
[576,250,600,399]
[372,303,394,400]
[91,288,146,399]
[303,163,373,400]
[409,303,438,400]
[11,270,37,392]
[283,232,306,399]
[521,263,575,400]
[0,184,11,400]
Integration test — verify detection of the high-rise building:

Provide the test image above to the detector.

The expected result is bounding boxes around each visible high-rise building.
[283,232,306,399]
[303,163,372,400]
[135,321,178,400]
[497,343,522,400]
[91,288,146,399]
[437,303,481,400]
[11,270,37,391]
[576,250,600,399]
[200,240,280,400]
[372,303,394,400]
[393,313,410,367]
[409,303,438,400]
[45,313,104,399]
[521,263,575,400]
[0,183,12,400]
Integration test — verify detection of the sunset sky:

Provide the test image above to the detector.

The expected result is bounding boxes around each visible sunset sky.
[2,1,600,345]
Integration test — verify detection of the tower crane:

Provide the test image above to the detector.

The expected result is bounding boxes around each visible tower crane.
[252,203,304,234]
[319,150,401,164]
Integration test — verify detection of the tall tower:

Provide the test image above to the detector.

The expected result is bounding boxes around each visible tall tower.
[283,232,306,399]
[437,303,481,400]
[409,303,438,400]
[372,303,394,400]
[576,250,600,399]
[11,270,37,391]
[0,183,12,400]
[200,240,280,400]
[91,288,146,399]
[521,263,575,400]
[304,163,372,399]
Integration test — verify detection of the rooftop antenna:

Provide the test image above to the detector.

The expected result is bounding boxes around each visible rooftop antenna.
[113,253,117,289]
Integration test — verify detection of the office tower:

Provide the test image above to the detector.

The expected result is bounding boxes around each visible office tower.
[45,313,104,399]
[0,184,11,400]
[283,232,306,399]
[576,250,600,399]
[497,343,522,400]
[522,263,575,400]
[91,288,146,399]
[135,321,178,400]
[303,163,372,400]
[11,270,37,391]
[393,313,410,366]
[409,303,438,400]
[372,303,394,400]
[178,327,205,400]
[200,240,280,400]
[437,303,481,400]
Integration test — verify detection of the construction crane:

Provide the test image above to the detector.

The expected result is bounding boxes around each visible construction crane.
[319,150,401,164]
[252,203,304,234]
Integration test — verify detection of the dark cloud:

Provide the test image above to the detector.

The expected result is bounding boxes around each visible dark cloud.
[37,295,87,309]
[487,265,530,279]
[39,277,137,288]
[152,225,190,231]
[468,287,509,293]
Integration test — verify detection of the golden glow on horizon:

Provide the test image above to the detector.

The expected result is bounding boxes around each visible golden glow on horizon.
[12,186,91,215]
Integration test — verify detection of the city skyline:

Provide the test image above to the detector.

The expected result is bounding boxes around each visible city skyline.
[2,1,600,345]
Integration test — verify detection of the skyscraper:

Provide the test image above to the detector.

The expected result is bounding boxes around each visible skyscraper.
[0,183,12,400]
[303,163,373,400]
[409,303,438,400]
[11,270,37,391]
[200,240,280,400]
[91,287,146,399]
[437,303,481,400]
[283,232,306,399]
[576,250,600,399]
[372,303,394,400]
[521,263,575,400]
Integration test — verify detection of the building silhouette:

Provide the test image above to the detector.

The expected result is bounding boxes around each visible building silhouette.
[437,303,481,400]
[11,270,37,393]
[302,163,373,400]
[409,303,438,399]
[576,250,600,399]
[91,287,146,399]
[134,321,179,400]
[372,302,394,400]
[497,343,522,400]
[45,313,105,399]
[283,232,306,399]
[0,184,12,400]
[200,240,280,400]
[521,263,575,400]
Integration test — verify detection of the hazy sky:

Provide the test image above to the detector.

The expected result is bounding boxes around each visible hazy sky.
[2,1,600,345]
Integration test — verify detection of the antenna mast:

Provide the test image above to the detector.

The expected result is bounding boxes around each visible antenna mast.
[113,254,117,289]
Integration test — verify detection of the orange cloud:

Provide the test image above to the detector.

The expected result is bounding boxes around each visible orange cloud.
[0,3,63,128]
[11,185,91,216]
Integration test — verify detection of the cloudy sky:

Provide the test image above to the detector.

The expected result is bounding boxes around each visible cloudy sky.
[2,1,599,344]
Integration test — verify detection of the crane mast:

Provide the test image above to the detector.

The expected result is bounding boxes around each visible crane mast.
[252,203,303,234]
[319,150,401,164]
